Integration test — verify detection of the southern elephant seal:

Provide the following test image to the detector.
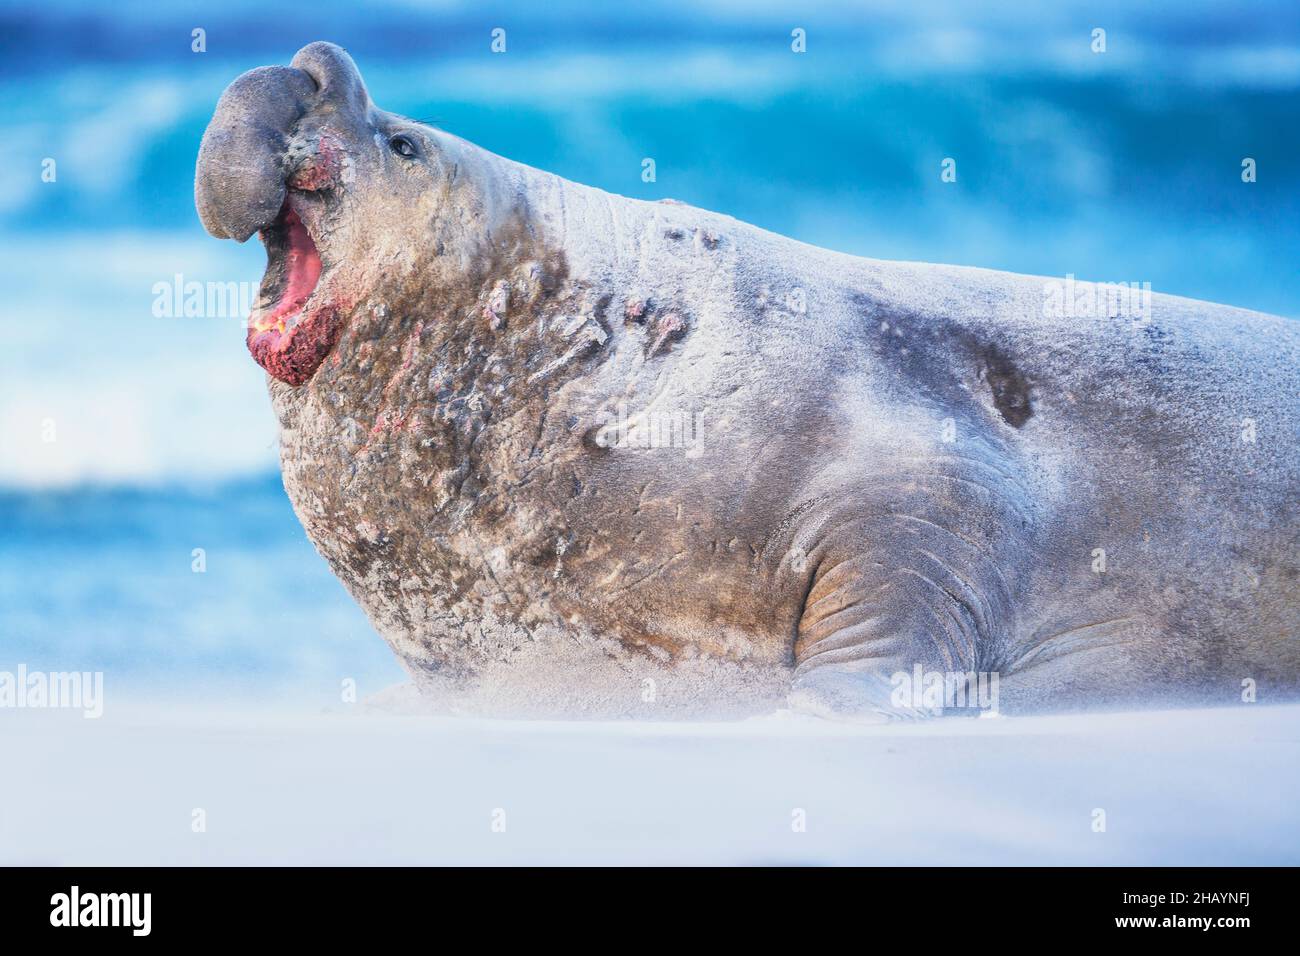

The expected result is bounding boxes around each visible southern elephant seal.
[196,42,1299,718]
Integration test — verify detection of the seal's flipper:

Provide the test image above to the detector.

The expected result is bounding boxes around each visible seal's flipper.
[786,486,1022,720]
[789,557,978,720]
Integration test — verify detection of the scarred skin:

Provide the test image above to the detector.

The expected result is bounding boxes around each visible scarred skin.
[196,42,1300,719]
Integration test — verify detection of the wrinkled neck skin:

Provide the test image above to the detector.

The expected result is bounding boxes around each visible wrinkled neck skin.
[269,130,784,712]
[277,126,629,436]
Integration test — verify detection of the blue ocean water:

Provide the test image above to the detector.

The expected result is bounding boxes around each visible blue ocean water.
[0,475,402,703]
[1,0,1297,697]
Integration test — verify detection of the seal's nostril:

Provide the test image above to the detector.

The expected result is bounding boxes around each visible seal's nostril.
[288,134,344,192]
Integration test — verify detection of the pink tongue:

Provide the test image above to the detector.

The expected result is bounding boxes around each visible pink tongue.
[271,208,322,324]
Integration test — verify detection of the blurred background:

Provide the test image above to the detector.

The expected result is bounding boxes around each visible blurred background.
[2,0,1298,708]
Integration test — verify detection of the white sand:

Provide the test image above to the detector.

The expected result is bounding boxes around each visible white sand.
[2,693,1297,865]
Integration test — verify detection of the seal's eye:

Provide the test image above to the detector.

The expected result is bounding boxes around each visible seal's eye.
[389,134,418,159]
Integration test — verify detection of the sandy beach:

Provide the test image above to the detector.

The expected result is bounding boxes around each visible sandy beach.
[4,695,1297,866]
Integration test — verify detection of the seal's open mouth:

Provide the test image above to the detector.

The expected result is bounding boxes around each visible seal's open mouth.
[246,201,342,386]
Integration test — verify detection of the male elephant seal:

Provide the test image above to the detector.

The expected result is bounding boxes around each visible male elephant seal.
[196,42,1299,719]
